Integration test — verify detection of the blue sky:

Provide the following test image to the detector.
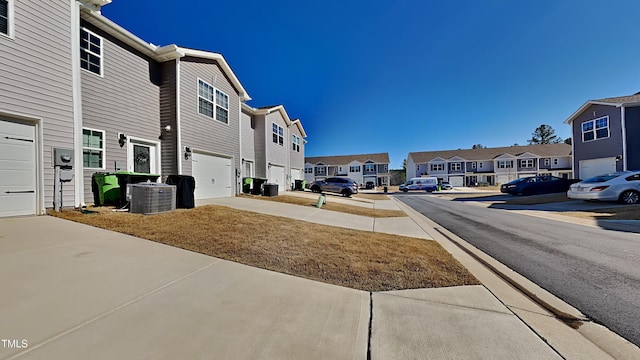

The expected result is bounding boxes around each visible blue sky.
[102,0,640,169]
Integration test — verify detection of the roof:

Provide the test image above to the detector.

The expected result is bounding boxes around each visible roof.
[81,6,251,101]
[564,91,640,124]
[408,144,571,164]
[305,153,390,165]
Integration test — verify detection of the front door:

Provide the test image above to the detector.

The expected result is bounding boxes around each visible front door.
[128,139,158,174]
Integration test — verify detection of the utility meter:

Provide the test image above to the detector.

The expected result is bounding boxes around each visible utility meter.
[54,148,74,168]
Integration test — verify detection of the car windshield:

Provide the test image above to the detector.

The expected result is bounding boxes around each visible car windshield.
[582,173,622,183]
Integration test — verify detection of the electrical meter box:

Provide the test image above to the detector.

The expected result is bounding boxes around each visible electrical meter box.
[54,148,74,167]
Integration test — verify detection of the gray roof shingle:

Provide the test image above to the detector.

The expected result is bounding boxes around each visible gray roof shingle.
[409,143,571,163]
[305,153,390,165]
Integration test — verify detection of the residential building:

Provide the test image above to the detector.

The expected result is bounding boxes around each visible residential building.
[564,92,640,180]
[304,153,390,187]
[406,144,572,187]
[0,0,305,218]
[241,104,307,192]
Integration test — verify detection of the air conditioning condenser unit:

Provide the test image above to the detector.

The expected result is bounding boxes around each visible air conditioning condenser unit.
[130,183,176,214]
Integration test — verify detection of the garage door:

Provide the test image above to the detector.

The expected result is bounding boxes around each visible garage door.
[496,174,516,185]
[448,176,464,187]
[290,168,302,182]
[579,157,617,180]
[192,152,232,199]
[0,120,36,217]
[269,165,286,192]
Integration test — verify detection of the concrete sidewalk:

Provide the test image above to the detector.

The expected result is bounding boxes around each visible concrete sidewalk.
[1,194,638,359]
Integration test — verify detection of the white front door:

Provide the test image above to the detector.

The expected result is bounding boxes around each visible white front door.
[192,152,232,199]
[0,119,37,217]
[128,138,159,174]
[269,165,286,192]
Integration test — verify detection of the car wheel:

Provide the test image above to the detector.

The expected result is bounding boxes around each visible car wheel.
[619,190,640,204]
[311,186,321,193]
[341,189,352,197]
[402,189,408,192]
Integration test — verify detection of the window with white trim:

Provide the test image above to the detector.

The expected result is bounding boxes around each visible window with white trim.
[244,161,254,177]
[471,162,477,169]
[215,89,229,123]
[272,123,284,145]
[520,159,534,168]
[553,158,558,165]
[544,158,550,166]
[364,164,376,172]
[198,79,229,124]
[349,165,360,172]
[82,128,104,168]
[292,135,300,152]
[315,166,326,175]
[450,162,462,171]
[498,160,513,169]
[582,116,609,142]
[305,167,313,174]
[0,0,11,37]
[430,163,444,171]
[479,162,483,168]
[80,28,103,76]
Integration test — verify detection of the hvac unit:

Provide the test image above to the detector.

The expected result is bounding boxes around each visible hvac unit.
[130,183,176,214]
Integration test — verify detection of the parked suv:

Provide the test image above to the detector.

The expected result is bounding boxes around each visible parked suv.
[310,177,359,197]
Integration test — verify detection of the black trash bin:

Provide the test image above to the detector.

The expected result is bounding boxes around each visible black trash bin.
[115,172,160,207]
[263,183,279,197]
[251,178,267,195]
[294,179,304,191]
[166,175,196,209]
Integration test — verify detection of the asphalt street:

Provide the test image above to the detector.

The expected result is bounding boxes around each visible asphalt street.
[396,193,640,347]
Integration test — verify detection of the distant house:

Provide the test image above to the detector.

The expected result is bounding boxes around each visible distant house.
[241,104,307,192]
[304,153,390,187]
[564,92,640,180]
[406,144,572,186]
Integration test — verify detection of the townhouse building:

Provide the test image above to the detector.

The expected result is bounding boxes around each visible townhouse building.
[304,153,390,188]
[406,144,572,187]
[0,0,305,218]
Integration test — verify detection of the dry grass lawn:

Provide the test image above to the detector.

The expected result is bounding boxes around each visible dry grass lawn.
[51,206,479,291]
[241,194,406,218]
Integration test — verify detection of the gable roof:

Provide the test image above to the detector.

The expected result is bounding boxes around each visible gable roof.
[564,92,640,124]
[408,144,571,164]
[305,153,390,165]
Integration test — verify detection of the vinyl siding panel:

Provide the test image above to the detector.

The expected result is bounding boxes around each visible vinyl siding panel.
[625,106,640,171]
[290,124,304,171]
[160,60,177,176]
[241,111,255,161]
[179,57,241,192]
[254,115,267,178]
[0,1,75,209]
[80,21,161,203]
[265,112,288,168]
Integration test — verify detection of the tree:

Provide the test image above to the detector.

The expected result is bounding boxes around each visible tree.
[564,137,572,145]
[402,159,407,171]
[527,124,562,145]
[471,144,485,149]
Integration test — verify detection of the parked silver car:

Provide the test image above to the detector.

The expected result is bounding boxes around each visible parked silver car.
[567,171,640,204]
[310,177,359,197]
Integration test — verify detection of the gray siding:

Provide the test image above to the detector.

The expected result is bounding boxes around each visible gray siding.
[265,111,288,168]
[160,60,177,176]
[254,115,267,178]
[290,124,304,171]
[625,106,640,171]
[80,21,161,203]
[178,57,241,188]
[0,1,75,208]
[572,104,624,177]
[241,110,255,162]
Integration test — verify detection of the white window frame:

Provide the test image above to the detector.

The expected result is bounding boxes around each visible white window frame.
[0,0,14,38]
[520,159,534,168]
[349,165,360,172]
[80,27,103,76]
[498,160,513,169]
[479,162,483,168]
[82,128,105,169]
[553,158,559,166]
[315,166,326,175]
[430,163,444,171]
[305,167,313,174]
[471,162,477,169]
[450,162,462,171]
[544,158,550,166]
[582,116,609,142]
[215,89,229,124]
[197,79,229,124]
[292,134,300,152]
[272,123,284,145]
[244,160,254,178]
[364,164,376,172]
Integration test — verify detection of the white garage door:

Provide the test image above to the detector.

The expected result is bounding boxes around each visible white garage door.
[448,176,464,187]
[192,152,232,199]
[0,120,36,217]
[290,168,302,181]
[579,157,617,180]
[496,174,515,185]
[269,165,286,192]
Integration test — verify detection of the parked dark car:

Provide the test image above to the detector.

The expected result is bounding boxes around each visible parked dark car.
[310,177,359,197]
[500,175,580,196]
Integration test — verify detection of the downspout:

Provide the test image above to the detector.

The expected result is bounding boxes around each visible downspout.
[71,0,84,207]
[621,106,628,171]
[176,59,182,175]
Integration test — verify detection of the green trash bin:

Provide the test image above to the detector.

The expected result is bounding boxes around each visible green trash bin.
[92,172,121,206]
[242,177,253,194]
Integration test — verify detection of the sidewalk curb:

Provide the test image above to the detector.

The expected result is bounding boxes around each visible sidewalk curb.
[391,197,640,360]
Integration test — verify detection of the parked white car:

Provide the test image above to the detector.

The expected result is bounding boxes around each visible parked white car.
[567,171,640,204]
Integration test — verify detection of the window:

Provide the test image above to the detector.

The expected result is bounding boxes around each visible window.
[479,162,483,168]
[80,28,102,75]
[198,80,229,124]
[450,163,462,171]
[0,0,11,37]
[520,159,534,168]
[82,128,104,168]
[471,162,477,169]
[305,167,313,174]
[272,123,284,145]
[553,158,558,165]
[544,158,550,166]
[315,166,326,174]
[498,160,513,169]
[292,135,300,152]
[430,163,444,171]
[349,165,360,172]
[364,164,376,172]
[244,161,254,177]
[582,116,609,142]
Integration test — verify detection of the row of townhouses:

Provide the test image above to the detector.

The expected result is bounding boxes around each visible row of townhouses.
[304,153,390,188]
[0,0,306,218]
[407,144,573,186]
